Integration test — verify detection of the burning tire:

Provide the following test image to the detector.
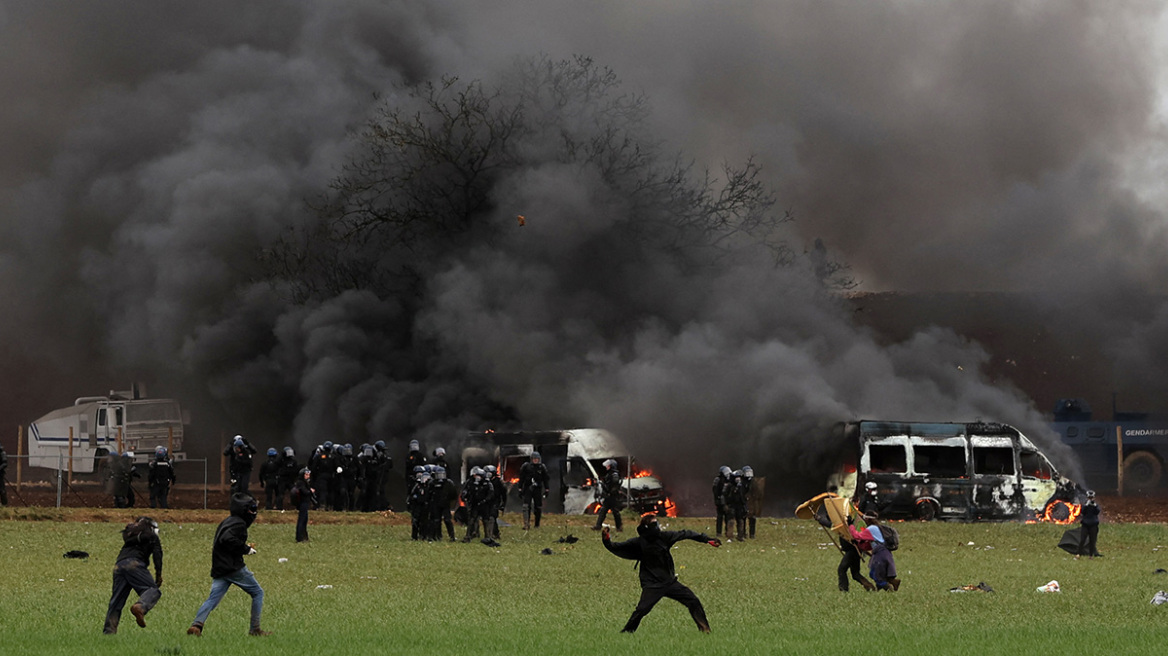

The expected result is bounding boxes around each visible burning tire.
[914,498,939,521]
[1123,451,1163,490]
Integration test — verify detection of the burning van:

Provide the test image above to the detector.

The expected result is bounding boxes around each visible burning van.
[461,428,674,516]
[829,420,1080,521]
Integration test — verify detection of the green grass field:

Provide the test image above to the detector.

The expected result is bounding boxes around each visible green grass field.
[3,511,1167,655]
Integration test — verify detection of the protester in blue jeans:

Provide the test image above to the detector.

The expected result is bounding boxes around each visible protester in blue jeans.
[103,516,163,634]
[188,493,270,637]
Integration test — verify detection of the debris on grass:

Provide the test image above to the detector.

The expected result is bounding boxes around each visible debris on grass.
[949,582,994,592]
[62,550,88,559]
[1152,591,1168,605]
[1036,580,1060,593]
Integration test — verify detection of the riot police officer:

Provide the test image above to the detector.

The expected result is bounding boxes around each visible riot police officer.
[593,459,624,532]
[374,440,393,510]
[712,466,731,537]
[432,465,459,541]
[308,442,335,510]
[147,446,176,509]
[461,467,494,542]
[407,466,430,540]
[519,452,550,530]
[724,470,749,541]
[259,448,280,510]
[485,464,506,538]
[223,435,256,495]
[275,447,299,511]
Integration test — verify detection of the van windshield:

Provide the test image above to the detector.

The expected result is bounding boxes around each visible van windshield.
[1020,450,1054,480]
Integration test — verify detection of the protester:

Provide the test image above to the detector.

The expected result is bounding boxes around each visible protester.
[103,516,163,634]
[292,468,314,543]
[1077,490,1102,559]
[858,525,900,591]
[188,493,269,637]
[602,513,721,633]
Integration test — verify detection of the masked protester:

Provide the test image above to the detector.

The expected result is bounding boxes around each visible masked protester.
[103,516,163,634]
[602,513,721,633]
[1077,490,1102,559]
[292,468,315,543]
[188,493,269,637]
[147,447,176,509]
[593,459,624,532]
[519,452,551,530]
[858,525,900,591]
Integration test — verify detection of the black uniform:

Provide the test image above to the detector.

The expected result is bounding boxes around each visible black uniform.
[433,473,459,541]
[603,519,717,633]
[308,446,334,510]
[461,475,494,541]
[147,456,176,509]
[518,460,550,529]
[275,450,299,511]
[111,455,141,508]
[487,471,506,538]
[103,517,163,634]
[258,455,280,510]
[723,475,748,541]
[712,472,730,537]
[1078,497,1102,557]
[224,439,256,495]
[593,467,624,531]
[407,473,431,541]
[292,474,314,542]
[374,442,393,511]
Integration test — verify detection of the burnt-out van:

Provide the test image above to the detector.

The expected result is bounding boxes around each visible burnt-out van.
[829,420,1080,521]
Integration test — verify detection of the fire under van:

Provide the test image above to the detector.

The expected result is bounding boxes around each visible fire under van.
[27,388,187,473]
[461,429,671,516]
[830,420,1080,521]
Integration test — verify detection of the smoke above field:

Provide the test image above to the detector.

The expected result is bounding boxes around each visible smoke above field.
[4,1,1167,499]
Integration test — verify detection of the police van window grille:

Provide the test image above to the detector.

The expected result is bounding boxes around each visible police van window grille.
[912,445,967,477]
[868,445,907,473]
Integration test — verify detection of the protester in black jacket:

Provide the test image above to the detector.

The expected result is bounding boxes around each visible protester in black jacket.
[188,493,269,637]
[602,513,721,633]
[1077,490,1102,558]
[292,468,314,543]
[103,516,163,634]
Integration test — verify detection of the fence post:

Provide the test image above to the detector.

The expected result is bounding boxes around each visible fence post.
[1116,426,1124,496]
[68,426,74,485]
[56,452,63,508]
[204,458,208,510]
[16,425,22,490]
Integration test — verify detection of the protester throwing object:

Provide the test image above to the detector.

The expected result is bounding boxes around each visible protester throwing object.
[602,513,721,633]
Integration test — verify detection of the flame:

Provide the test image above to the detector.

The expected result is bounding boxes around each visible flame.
[662,497,679,517]
[629,464,655,479]
[1042,500,1082,525]
[508,477,519,485]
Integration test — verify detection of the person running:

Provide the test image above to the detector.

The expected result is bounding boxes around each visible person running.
[103,516,163,634]
[187,493,270,637]
[602,512,721,633]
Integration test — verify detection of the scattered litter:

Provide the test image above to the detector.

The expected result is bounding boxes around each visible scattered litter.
[315,585,333,590]
[1036,580,1060,593]
[63,550,89,559]
[557,535,579,544]
[1155,568,1167,575]
[360,576,378,580]
[949,582,994,593]
[278,558,288,563]
[967,542,975,546]
[540,548,554,555]
[57,579,65,582]
[793,577,807,581]
[1152,591,1168,606]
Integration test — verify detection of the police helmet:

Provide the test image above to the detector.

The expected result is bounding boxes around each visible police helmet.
[323,441,333,450]
[434,447,446,457]
[375,440,386,450]
[124,451,135,459]
[233,435,244,446]
[719,465,731,477]
[409,440,420,451]
[300,467,311,477]
[484,465,496,477]
[865,481,878,491]
[531,452,542,462]
[413,465,425,474]
[267,448,278,457]
[732,469,743,478]
[742,465,753,476]
[471,466,485,477]
[284,447,294,458]
[1086,490,1096,499]
[604,459,617,470]
[434,465,446,478]
[342,445,352,456]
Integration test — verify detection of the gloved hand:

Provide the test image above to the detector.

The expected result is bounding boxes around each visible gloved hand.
[247,543,257,555]
[707,538,722,548]
[155,573,163,588]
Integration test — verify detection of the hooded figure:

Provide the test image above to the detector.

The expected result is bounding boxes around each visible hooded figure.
[103,516,163,634]
[854,525,899,591]
[188,494,269,637]
[602,513,721,633]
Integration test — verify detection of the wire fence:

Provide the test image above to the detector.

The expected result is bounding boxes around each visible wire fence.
[3,454,214,509]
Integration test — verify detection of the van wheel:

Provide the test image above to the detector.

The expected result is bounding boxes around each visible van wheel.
[1123,451,1163,490]
[914,499,939,521]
